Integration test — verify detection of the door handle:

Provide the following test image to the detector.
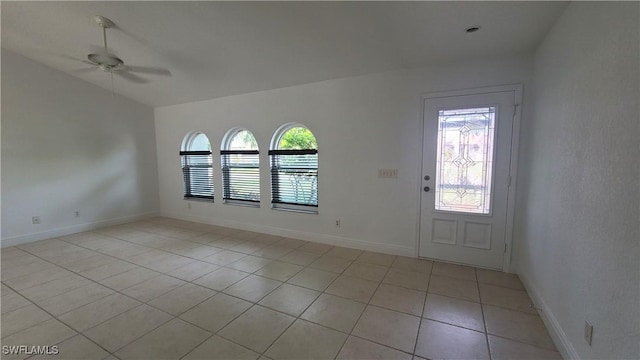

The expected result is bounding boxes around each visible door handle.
[424,186,430,192]
[424,175,430,181]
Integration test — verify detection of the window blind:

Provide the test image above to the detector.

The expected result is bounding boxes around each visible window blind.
[269,149,318,207]
[221,150,260,203]
[180,150,213,200]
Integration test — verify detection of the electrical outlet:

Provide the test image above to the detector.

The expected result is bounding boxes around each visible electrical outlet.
[73,210,80,218]
[335,219,341,228]
[584,321,593,346]
[32,216,41,225]
[378,169,398,178]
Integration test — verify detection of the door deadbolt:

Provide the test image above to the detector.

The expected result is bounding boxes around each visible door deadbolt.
[424,186,430,192]
[424,175,430,181]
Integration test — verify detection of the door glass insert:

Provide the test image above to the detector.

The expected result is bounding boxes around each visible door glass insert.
[435,107,496,214]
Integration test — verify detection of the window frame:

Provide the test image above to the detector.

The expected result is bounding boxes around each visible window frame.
[269,124,318,213]
[181,132,214,201]
[220,128,261,207]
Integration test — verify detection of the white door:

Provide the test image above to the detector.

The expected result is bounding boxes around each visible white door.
[419,88,517,270]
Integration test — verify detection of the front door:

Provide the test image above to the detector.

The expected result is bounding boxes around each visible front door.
[419,88,517,270]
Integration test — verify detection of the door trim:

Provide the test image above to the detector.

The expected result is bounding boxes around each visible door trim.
[416,84,523,272]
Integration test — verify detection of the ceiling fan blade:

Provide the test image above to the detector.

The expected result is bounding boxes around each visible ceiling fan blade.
[115,71,149,84]
[125,65,171,76]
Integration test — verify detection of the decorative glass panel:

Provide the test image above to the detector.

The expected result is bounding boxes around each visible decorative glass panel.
[435,107,496,214]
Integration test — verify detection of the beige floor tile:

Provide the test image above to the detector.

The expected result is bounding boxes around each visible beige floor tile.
[337,336,413,360]
[183,335,260,360]
[352,305,420,353]
[4,267,74,291]
[479,283,536,314]
[62,254,120,273]
[309,255,352,273]
[1,260,57,281]
[36,282,114,316]
[218,305,295,353]
[415,319,489,360]
[145,255,197,273]
[202,250,247,266]
[122,274,186,302]
[252,234,282,245]
[488,335,562,360]
[255,261,303,281]
[227,255,273,273]
[166,261,220,281]
[258,284,320,316]
[300,293,365,333]
[483,305,556,350]
[370,284,425,316]
[207,237,246,250]
[99,244,153,259]
[423,294,484,332]
[125,249,177,266]
[99,267,160,291]
[148,283,216,315]
[223,275,282,302]
[344,261,389,282]
[392,257,433,275]
[1,292,32,314]
[1,318,76,352]
[383,268,430,291]
[428,274,480,302]
[278,250,321,266]
[326,246,363,260]
[325,275,379,303]
[432,262,477,281]
[357,251,396,266]
[173,244,223,259]
[115,318,211,360]
[230,241,267,255]
[19,275,93,303]
[477,269,525,290]
[298,242,333,255]
[252,245,294,260]
[287,267,338,291]
[58,293,141,332]
[29,334,110,360]
[1,304,52,338]
[274,238,308,249]
[2,282,16,296]
[265,319,347,360]
[180,293,252,332]
[79,260,138,281]
[193,267,250,291]
[83,304,172,352]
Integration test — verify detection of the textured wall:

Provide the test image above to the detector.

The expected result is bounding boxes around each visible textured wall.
[1,50,160,245]
[515,2,639,358]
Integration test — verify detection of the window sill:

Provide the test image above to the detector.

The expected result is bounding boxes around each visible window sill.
[184,197,214,203]
[223,200,260,208]
[271,205,318,214]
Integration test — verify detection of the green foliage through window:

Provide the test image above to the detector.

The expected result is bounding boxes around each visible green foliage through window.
[279,127,317,150]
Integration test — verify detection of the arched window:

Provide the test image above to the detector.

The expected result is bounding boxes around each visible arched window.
[221,128,260,205]
[269,124,318,212]
[180,132,213,200]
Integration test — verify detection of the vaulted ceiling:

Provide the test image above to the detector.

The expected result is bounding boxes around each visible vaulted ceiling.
[2,2,568,107]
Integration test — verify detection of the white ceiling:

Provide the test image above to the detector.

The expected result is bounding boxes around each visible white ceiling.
[2,1,568,108]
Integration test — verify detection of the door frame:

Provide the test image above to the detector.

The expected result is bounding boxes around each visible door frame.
[416,84,523,272]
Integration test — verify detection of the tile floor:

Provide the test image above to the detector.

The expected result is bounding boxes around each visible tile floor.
[0,217,562,360]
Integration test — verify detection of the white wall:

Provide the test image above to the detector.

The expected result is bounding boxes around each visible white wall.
[1,50,159,246]
[515,2,639,359]
[155,55,532,256]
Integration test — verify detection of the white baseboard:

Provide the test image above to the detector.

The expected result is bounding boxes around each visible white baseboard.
[1,212,160,248]
[519,272,579,359]
[161,211,416,257]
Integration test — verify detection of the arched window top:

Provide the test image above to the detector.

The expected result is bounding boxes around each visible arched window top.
[182,131,211,152]
[222,128,259,151]
[271,123,317,150]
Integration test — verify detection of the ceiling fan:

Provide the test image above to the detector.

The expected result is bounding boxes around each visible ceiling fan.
[74,15,171,83]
